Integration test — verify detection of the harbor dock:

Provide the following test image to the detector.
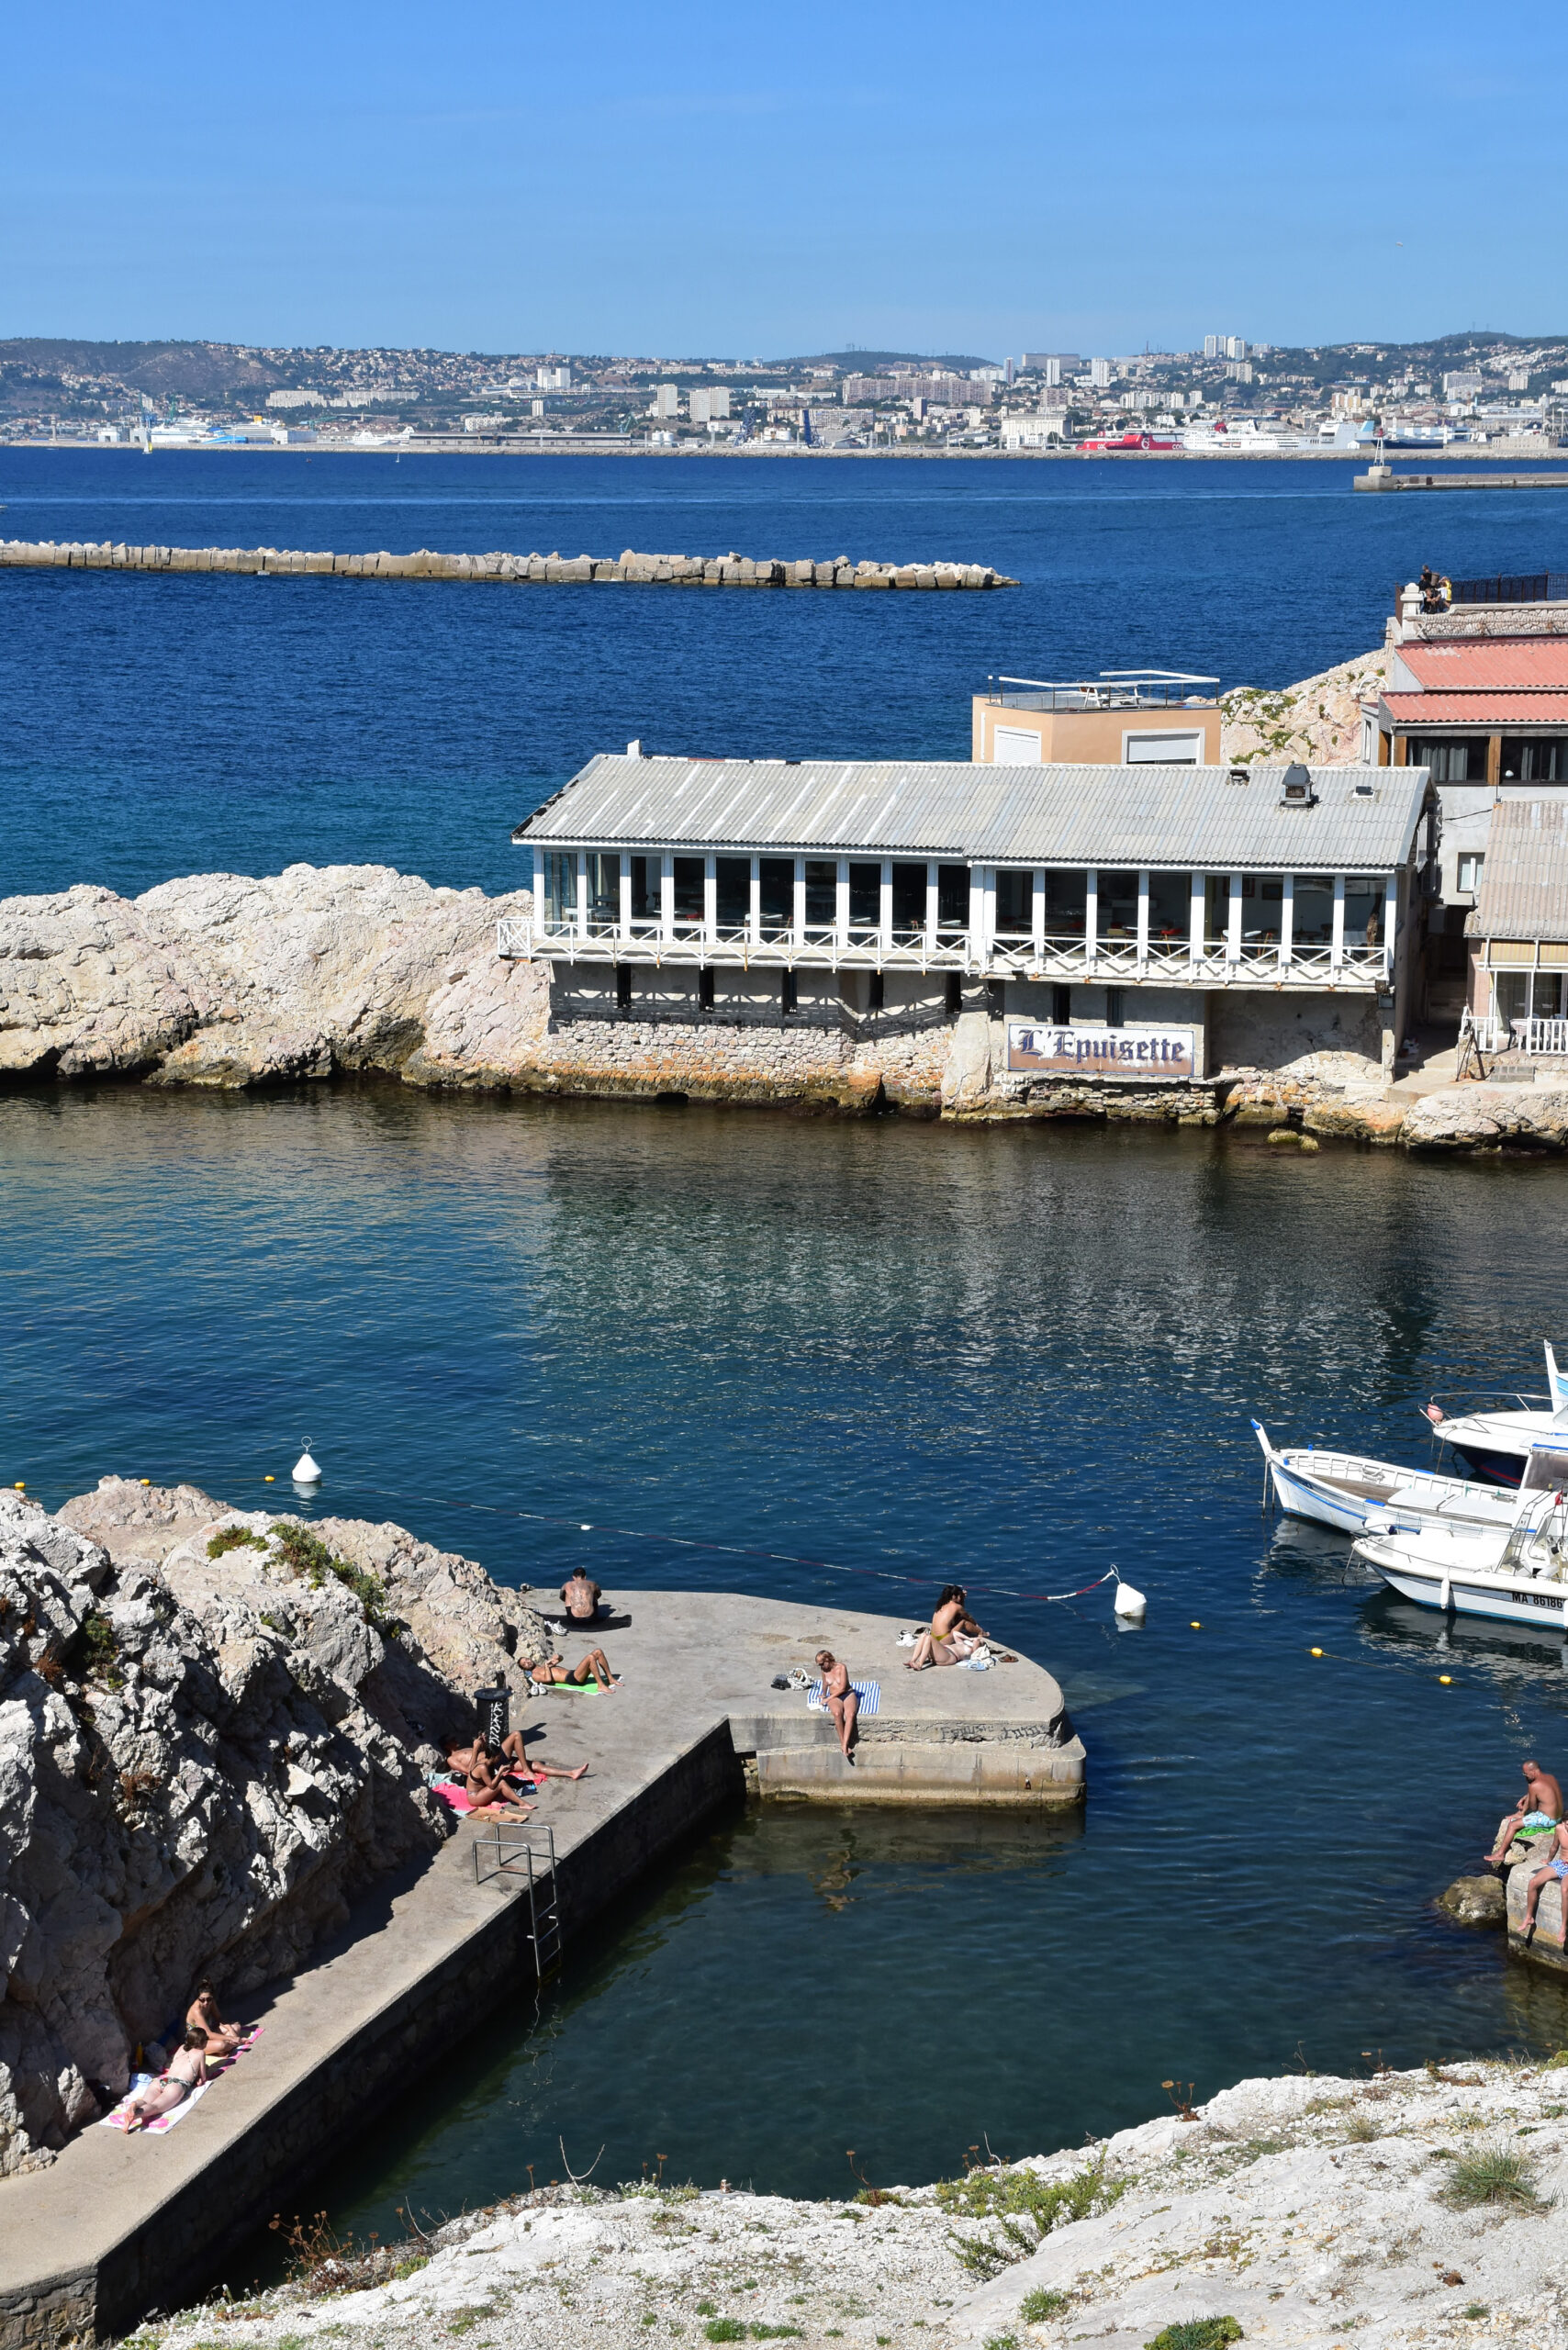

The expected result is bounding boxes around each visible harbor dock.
[0,539,1016,588]
[0,1591,1081,2348]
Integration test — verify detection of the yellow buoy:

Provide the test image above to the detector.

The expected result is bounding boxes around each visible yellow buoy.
[12,1482,23,1491]
[1310,1647,1324,1657]
[1439,1673,1453,1684]
[264,1474,275,1482]
[140,1478,151,1486]
[1190,1620,1202,1628]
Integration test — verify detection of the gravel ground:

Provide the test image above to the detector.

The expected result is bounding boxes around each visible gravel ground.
[133,2060,1568,2350]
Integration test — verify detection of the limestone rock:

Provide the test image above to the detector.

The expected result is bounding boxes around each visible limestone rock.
[0,1479,552,2177]
[0,866,533,1091]
[1439,1874,1507,1927]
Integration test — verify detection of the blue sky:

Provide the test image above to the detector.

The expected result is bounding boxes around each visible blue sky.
[6,2,1565,356]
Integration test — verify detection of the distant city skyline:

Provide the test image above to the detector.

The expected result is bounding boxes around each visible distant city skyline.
[6,2,1565,354]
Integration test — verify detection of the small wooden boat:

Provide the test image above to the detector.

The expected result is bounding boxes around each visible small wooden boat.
[1252,1421,1520,1536]
[1353,1474,1568,1627]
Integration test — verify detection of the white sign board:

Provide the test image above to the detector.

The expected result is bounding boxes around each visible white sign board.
[1006,1022,1198,1080]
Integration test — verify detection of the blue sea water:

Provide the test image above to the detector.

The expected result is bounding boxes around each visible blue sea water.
[7,453,1568,2256]
[4,447,1568,901]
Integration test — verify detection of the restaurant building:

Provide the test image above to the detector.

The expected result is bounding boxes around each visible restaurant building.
[505,753,1432,1112]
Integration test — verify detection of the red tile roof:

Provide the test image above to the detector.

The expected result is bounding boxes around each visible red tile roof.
[1401,641,1568,690]
[1384,692,1568,724]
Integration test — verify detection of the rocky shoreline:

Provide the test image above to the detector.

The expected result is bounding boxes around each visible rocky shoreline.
[125,2057,1568,2349]
[3,863,1562,1150]
[0,1478,554,2177]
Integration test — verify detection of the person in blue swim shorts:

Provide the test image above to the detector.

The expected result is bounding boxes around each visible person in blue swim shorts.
[1485,1757,1563,1867]
[1522,1817,1568,1946]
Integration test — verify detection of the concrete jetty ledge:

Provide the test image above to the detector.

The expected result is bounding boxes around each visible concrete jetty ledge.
[0,539,1018,588]
[0,1591,1081,2347]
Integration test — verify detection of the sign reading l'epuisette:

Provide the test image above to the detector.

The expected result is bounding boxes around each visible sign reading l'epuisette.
[1005,1021,1198,1080]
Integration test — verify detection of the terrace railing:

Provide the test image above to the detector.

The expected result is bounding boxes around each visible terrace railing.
[498,915,1393,986]
[1449,571,1568,607]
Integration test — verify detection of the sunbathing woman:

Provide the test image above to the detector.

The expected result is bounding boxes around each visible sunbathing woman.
[185,1978,244,2057]
[905,1584,985,1671]
[529,1647,616,1691]
[457,1745,535,1818]
[120,2030,214,2132]
[447,1729,588,1791]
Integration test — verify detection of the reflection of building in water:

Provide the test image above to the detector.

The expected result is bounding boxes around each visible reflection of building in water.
[507,752,1431,1091]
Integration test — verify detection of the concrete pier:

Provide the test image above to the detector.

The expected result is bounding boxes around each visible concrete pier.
[0,540,1017,588]
[1354,466,1568,492]
[0,1592,1081,2347]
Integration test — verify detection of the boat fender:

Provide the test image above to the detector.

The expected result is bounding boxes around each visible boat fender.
[1440,1573,1453,1614]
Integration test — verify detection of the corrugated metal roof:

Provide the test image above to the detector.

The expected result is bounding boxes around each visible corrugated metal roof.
[1401,641,1568,691]
[1473,800,1568,940]
[513,756,1428,872]
[1384,693,1568,724]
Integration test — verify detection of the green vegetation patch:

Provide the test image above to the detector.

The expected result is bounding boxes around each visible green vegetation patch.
[207,1525,267,1559]
[1441,2140,1547,2210]
[1020,2288,1070,2321]
[936,2156,1125,2279]
[74,1608,123,1688]
[270,1522,392,1630]
[1145,2322,1244,2350]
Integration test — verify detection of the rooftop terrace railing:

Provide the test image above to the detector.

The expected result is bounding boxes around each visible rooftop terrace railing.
[984,669,1219,711]
[1448,571,1568,606]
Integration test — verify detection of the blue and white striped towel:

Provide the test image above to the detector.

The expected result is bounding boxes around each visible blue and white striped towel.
[807,1679,880,1717]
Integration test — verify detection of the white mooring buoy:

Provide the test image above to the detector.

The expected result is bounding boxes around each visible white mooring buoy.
[1113,1579,1148,1624]
[292,1445,321,1484]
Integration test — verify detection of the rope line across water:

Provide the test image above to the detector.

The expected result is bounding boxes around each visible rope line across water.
[244,1474,1123,1610]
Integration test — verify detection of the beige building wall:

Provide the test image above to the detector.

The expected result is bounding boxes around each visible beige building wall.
[971,699,1222,765]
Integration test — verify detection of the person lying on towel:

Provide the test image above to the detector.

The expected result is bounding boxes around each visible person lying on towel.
[120,2031,216,2132]
[529,1647,617,1691]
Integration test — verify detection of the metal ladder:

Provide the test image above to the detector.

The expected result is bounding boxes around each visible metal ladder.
[472,1822,562,1977]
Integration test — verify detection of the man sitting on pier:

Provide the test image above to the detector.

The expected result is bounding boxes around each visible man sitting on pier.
[1485,1757,1563,1867]
[560,1569,604,1623]
[815,1651,859,1764]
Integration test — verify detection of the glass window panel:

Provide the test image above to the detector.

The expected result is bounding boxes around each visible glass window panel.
[714,856,750,927]
[1204,876,1231,946]
[1344,876,1384,948]
[543,853,577,927]
[891,862,927,936]
[936,865,970,929]
[803,859,838,926]
[1293,878,1334,945]
[585,852,621,929]
[994,870,1032,933]
[672,856,705,923]
[1410,736,1487,783]
[1042,871,1085,938]
[1501,737,1568,783]
[1098,869,1138,938]
[1147,871,1190,939]
[848,862,881,927]
[758,856,795,933]
[630,854,661,922]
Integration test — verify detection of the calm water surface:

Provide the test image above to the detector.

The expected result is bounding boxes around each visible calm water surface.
[6,448,1568,900]
[5,1087,1568,2248]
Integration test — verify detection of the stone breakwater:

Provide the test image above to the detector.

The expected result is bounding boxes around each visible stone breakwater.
[129,2058,1568,2349]
[0,538,1017,589]
[4,862,1566,1149]
[0,1478,553,2177]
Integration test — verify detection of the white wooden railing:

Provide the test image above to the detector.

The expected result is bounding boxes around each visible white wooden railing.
[498,915,1391,988]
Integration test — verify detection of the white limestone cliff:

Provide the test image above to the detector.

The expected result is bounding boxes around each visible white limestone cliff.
[0,1480,551,2177]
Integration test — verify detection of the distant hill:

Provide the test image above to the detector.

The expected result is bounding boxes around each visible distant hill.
[0,340,288,399]
[778,350,997,371]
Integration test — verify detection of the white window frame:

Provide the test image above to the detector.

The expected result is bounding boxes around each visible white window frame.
[1123,729,1205,765]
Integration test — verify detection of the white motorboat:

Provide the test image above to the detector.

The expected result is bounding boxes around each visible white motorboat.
[1422,1345,1568,1484]
[1352,1452,1568,1625]
[1252,1420,1523,1537]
